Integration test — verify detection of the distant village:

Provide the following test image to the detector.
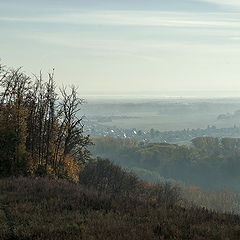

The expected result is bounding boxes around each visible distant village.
[84,119,240,145]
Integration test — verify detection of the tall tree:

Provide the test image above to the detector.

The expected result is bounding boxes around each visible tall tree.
[0,62,92,181]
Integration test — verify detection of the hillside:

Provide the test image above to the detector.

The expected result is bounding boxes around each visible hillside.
[1,160,240,240]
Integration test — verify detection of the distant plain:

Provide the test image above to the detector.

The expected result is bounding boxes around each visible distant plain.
[82,96,240,131]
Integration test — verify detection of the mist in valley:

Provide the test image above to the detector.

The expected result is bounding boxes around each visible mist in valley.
[84,96,240,200]
[82,96,240,131]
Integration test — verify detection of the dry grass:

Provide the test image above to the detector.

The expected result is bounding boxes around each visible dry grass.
[0,162,240,239]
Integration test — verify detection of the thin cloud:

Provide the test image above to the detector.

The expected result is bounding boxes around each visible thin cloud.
[200,0,240,8]
[230,36,240,40]
[24,33,240,58]
[1,11,240,28]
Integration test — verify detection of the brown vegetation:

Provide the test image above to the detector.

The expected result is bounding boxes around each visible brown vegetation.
[1,160,240,239]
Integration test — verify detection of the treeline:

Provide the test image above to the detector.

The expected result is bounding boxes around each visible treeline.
[0,63,91,182]
[91,136,240,190]
[1,159,240,239]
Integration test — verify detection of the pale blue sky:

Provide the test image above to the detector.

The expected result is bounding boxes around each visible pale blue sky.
[1,0,240,94]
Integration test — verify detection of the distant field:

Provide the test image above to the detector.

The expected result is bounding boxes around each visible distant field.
[82,98,240,131]
[97,113,217,131]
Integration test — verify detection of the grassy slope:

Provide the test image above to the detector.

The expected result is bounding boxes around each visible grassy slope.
[0,176,240,240]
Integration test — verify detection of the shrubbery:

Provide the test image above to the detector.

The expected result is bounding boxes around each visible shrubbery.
[79,158,181,207]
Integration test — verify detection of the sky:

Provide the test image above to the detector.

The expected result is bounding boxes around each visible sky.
[1,0,240,96]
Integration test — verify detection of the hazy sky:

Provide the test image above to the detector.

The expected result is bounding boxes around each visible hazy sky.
[1,0,240,95]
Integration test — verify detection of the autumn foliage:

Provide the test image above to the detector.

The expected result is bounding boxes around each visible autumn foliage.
[0,63,92,182]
